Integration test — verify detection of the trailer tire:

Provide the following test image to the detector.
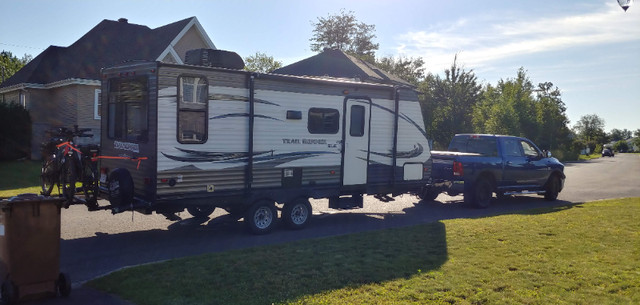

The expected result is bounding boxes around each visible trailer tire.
[187,206,215,218]
[107,168,134,208]
[282,198,312,230]
[245,200,277,235]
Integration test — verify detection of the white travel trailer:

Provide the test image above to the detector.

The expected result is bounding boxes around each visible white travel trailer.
[99,50,431,234]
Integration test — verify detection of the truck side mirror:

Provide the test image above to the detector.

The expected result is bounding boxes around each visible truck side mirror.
[543,150,552,158]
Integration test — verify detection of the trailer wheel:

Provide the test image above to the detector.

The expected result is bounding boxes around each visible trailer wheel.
[107,168,134,208]
[245,200,277,235]
[57,272,72,297]
[1,280,17,304]
[187,206,215,218]
[282,198,312,230]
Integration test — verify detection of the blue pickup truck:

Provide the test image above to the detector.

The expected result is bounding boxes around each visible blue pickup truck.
[423,134,565,208]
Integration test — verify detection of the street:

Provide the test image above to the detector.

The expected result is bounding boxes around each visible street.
[58,154,640,285]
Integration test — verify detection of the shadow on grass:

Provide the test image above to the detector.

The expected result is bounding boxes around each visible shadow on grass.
[80,216,448,305]
[0,160,41,190]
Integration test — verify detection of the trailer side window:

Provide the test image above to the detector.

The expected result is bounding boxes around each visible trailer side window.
[178,76,208,143]
[107,77,149,142]
[349,105,365,137]
[308,108,339,134]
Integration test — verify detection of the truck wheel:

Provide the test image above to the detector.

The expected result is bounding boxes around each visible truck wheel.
[419,187,439,202]
[187,206,215,218]
[245,200,277,235]
[282,198,312,230]
[107,168,134,208]
[544,175,561,201]
[1,280,18,304]
[472,179,492,209]
[57,272,72,297]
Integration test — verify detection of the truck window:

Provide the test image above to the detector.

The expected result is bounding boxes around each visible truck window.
[520,140,540,157]
[308,108,339,134]
[449,136,498,156]
[107,77,149,142]
[178,76,208,143]
[502,138,524,157]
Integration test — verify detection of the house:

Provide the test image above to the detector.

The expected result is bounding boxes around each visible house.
[0,17,215,159]
[272,48,414,88]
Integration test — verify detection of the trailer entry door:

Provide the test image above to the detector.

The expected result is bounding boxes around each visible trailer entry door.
[342,98,371,186]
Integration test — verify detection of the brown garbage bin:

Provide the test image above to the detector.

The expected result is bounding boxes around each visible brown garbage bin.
[0,194,70,304]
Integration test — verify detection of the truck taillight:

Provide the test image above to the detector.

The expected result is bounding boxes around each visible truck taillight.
[453,161,464,177]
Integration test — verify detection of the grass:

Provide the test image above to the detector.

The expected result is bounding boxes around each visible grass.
[578,154,601,161]
[88,198,640,305]
[0,160,45,197]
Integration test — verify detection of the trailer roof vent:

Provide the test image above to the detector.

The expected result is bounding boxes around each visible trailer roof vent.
[118,18,128,23]
[185,49,245,70]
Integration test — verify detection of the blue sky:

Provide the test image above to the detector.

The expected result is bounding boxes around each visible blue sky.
[1,0,638,133]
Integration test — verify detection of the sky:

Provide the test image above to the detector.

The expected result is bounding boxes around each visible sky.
[1,0,638,133]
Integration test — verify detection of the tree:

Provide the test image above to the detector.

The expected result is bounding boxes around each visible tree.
[609,128,632,141]
[310,10,379,62]
[243,52,282,73]
[473,68,537,140]
[634,129,640,138]
[1,51,32,85]
[375,55,426,87]
[573,114,606,144]
[420,55,481,149]
[613,140,629,153]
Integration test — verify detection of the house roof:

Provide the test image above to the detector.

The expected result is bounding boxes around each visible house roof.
[1,17,204,89]
[272,49,413,87]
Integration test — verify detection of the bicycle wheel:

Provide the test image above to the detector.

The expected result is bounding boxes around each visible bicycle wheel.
[81,159,99,206]
[60,156,77,206]
[41,157,57,196]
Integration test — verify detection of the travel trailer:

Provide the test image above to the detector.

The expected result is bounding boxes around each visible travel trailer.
[98,49,431,234]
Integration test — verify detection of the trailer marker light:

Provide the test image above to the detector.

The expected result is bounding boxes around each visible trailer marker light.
[330,170,335,175]
[160,178,169,183]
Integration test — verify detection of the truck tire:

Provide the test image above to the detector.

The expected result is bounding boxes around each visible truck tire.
[418,186,440,202]
[1,280,17,304]
[187,206,215,218]
[471,178,492,209]
[107,168,134,208]
[57,272,72,297]
[245,200,277,235]
[544,175,561,201]
[282,198,312,230]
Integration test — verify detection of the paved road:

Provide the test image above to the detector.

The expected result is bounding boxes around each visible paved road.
[28,154,640,304]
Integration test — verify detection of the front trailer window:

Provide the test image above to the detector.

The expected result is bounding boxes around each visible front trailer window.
[107,77,149,142]
[178,76,208,143]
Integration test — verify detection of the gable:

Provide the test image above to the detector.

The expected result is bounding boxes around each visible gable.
[1,17,214,91]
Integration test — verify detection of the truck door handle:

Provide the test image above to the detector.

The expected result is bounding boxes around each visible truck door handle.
[506,161,513,165]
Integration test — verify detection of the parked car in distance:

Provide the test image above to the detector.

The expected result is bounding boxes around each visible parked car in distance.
[602,148,614,157]
[424,134,565,208]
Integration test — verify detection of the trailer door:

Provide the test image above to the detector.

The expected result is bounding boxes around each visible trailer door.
[342,98,371,186]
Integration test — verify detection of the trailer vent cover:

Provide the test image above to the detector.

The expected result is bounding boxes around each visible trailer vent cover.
[185,49,245,70]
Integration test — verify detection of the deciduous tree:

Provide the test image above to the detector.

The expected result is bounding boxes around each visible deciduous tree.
[243,52,282,73]
[310,10,379,62]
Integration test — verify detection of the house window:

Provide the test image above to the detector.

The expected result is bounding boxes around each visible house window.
[94,89,102,119]
[107,77,149,142]
[178,76,208,143]
[308,108,339,134]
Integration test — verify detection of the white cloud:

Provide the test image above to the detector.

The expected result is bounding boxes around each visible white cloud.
[394,1,640,75]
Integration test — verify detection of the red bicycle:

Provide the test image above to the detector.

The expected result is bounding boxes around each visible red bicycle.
[40,126,99,208]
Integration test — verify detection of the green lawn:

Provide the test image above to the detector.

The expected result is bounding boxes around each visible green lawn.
[0,160,45,197]
[88,198,640,305]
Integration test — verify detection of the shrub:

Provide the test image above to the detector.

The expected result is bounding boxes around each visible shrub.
[0,102,31,160]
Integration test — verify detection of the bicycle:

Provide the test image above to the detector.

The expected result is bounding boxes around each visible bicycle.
[40,126,100,208]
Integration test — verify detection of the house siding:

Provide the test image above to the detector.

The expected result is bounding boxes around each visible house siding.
[173,26,209,61]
